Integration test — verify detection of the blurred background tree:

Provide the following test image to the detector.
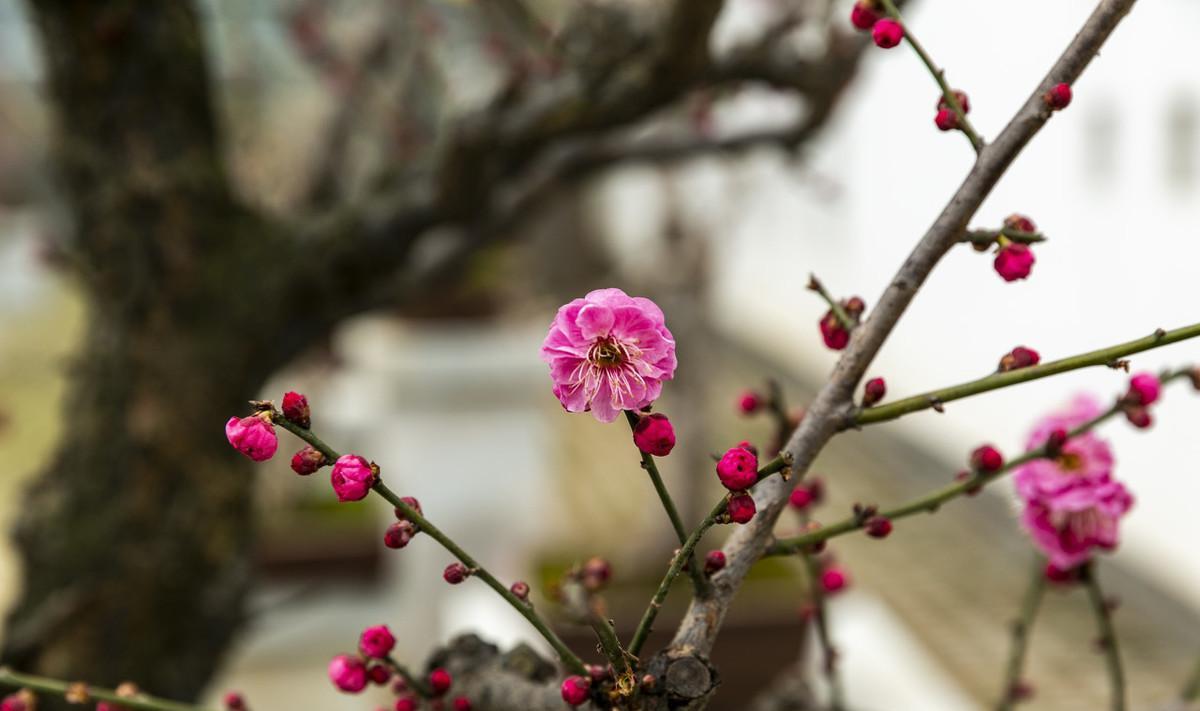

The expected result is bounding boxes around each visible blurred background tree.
[0,0,879,703]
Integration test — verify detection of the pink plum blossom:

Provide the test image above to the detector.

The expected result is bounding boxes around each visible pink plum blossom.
[1014,395,1114,500]
[331,454,377,502]
[540,289,676,423]
[225,415,278,462]
[1019,479,1133,569]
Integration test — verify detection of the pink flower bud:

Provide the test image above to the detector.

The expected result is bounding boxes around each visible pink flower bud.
[994,243,1035,282]
[789,486,814,510]
[560,676,590,706]
[328,654,368,693]
[633,413,676,457]
[934,108,958,131]
[452,697,473,711]
[1124,406,1153,429]
[937,90,971,114]
[862,377,887,407]
[359,624,396,658]
[384,520,416,549]
[716,447,759,491]
[367,664,391,685]
[290,445,325,475]
[820,311,850,350]
[225,415,278,462]
[849,2,880,30]
[510,580,531,600]
[872,18,903,48]
[1044,82,1072,110]
[443,563,470,585]
[737,390,762,414]
[429,668,452,696]
[394,698,417,711]
[281,391,311,428]
[223,692,246,711]
[330,454,377,502]
[1127,372,1161,406]
[1,696,27,711]
[1004,214,1037,234]
[704,550,726,575]
[1045,428,1069,457]
[971,445,1004,473]
[727,492,756,524]
[999,346,1040,372]
[865,516,893,539]
[821,566,849,594]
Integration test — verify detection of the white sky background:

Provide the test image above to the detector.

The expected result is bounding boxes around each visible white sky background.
[690,0,1200,606]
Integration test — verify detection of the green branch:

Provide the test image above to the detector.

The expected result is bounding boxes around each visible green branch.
[623,410,708,594]
[1083,564,1126,711]
[274,416,588,674]
[855,322,1200,426]
[994,558,1047,711]
[0,669,208,711]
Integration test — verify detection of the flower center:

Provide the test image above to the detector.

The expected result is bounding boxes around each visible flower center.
[588,337,627,367]
[1056,451,1083,472]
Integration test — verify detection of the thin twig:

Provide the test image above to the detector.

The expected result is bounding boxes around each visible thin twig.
[995,558,1047,711]
[768,366,1193,556]
[877,0,983,152]
[623,410,708,594]
[1083,563,1127,711]
[855,322,1200,426]
[386,656,433,697]
[802,553,844,710]
[807,274,856,332]
[273,417,588,674]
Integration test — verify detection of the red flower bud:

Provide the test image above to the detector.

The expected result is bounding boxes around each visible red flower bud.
[999,346,1040,372]
[737,390,763,414]
[994,242,1035,282]
[821,566,849,593]
[367,664,391,685]
[560,676,590,706]
[872,18,903,48]
[934,108,958,131]
[1004,214,1037,234]
[862,377,887,407]
[727,493,757,524]
[582,556,612,590]
[633,413,676,457]
[849,2,880,30]
[1044,82,1072,110]
[865,516,893,539]
[510,580,530,601]
[704,550,727,575]
[970,445,1004,473]
[429,668,452,696]
[443,563,470,585]
[452,697,473,711]
[385,520,417,549]
[281,391,311,428]
[290,445,325,476]
[717,446,759,491]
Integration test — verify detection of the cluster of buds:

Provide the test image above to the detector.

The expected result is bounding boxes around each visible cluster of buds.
[385,497,424,550]
[992,214,1039,282]
[934,90,971,132]
[998,345,1041,372]
[1121,372,1162,429]
[819,296,866,351]
[716,444,761,524]
[850,1,903,48]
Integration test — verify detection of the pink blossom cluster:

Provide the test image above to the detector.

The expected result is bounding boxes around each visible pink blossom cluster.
[1012,394,1136,571]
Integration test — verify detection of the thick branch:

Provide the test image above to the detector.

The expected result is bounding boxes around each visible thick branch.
[669,0,1139,658]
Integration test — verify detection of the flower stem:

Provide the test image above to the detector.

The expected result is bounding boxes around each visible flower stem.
[807,274,856,332]
[626,452,791,657]
[0,668,207,711]
[273,416,588,674]
[628,498,725,657]
[962,228,1046,248]
[877,0,983,153]
[623,410,708,595]
[802,551,844,711]
[385,656,433,697]
[855,322,1200,426]
[994,557,1046,711]
[1082,563,1126,711]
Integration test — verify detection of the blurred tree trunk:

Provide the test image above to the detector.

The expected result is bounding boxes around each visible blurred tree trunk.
[1,1,280,701]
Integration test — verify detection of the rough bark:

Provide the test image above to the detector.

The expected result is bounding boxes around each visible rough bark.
[2,1,284,700]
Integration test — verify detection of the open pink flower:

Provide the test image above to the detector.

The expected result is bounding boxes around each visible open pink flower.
[540,289,676,423]
[1014,395,1114,500]
[1019,479,1133,569]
